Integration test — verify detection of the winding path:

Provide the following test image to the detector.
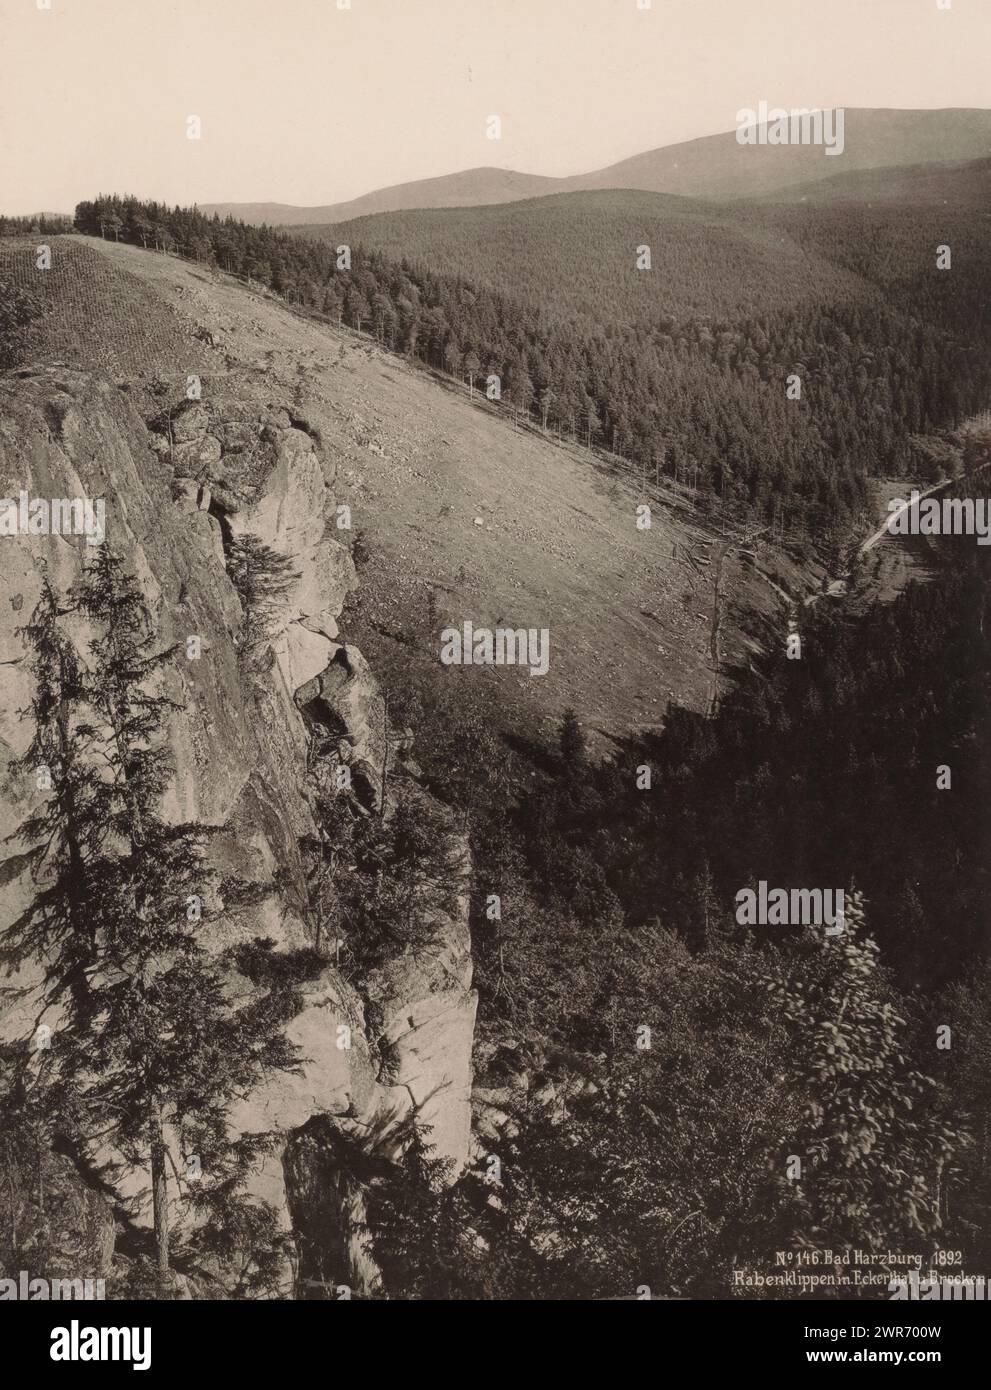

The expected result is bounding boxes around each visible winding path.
[858,461,991,556]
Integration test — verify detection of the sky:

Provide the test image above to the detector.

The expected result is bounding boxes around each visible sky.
[1,0,989,215]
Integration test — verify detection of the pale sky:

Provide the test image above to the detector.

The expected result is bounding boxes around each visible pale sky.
[1,0,989,215]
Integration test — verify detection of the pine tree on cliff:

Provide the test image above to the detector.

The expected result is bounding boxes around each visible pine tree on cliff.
[1,574,107,1180]
[73,548,302,1289]
[7,552,302,1293]
[362,1123,480,1299]
[3,575,103,1024]
[225,533,300,658]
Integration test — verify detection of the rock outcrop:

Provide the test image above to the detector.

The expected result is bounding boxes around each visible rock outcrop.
[0,365,476,1294]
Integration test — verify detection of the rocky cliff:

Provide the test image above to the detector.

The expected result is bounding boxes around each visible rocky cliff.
[0,363,476,1295]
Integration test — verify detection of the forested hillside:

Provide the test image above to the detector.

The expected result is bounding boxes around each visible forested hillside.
[303,190,878,318]
[3,180,990,1303]
[358,432,991,1298]
[762,154,991,205]
[68,188,991,542]
[308,176,991,507]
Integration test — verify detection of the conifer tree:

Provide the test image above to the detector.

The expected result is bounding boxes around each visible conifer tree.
[225,533,300,658]
[463,350,481,398]
[6,553,302,1292]
[363,1123,476,1300]
[3,576,103,1024]
[76,550,301,1287]
[337,790,464,976]
[558,706,586,769]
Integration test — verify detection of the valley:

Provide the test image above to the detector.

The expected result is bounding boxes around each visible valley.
[2,61,990,1305]
[0,232,808,747]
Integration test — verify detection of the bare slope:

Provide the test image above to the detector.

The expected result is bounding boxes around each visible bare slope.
[2,234,795,745]
[203,108,991,223]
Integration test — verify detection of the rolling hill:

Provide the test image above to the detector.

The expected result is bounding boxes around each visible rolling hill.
[202,107,991,224]
[198,168,562,230]
[759,154,991,207]
[283,156,991,538]
[295,158,991,329]
[297,188,879,323]
[0,233,802,747]
[60,169,991,547]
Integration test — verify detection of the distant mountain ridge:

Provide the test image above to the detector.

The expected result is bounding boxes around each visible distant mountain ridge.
[200,168,562,228]
[202,108,991,225]
[757,155,991,206]
[290,157,990,335]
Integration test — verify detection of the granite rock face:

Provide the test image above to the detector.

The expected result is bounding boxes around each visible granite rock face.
[0,366,476,1293]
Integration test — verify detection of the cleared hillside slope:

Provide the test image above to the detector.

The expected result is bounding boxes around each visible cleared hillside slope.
[0,234,802,745]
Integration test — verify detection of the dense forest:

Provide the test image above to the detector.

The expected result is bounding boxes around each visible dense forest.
[0,213,74,238]
[67,192,991,541]
[355,454,991,1297]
